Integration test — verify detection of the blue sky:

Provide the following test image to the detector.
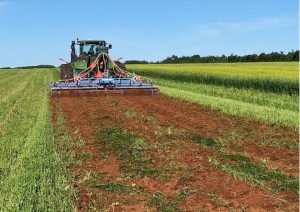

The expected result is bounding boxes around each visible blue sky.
[0,0,298,67]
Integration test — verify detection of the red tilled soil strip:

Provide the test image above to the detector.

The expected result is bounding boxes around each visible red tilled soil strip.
[51,94,299,211]
[113,95,298,175]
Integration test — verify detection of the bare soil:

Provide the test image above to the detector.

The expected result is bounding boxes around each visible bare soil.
[51,94,299,211]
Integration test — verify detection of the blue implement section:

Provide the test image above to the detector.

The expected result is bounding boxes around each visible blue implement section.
[51,76,159,96]
[52,77,156,91]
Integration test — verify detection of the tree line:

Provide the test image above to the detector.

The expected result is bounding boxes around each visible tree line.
[125,50,299,64]
[0,65,56,69]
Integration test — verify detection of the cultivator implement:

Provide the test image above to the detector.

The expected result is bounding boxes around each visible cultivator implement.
[50,39,159,97]
[51,78,159,96]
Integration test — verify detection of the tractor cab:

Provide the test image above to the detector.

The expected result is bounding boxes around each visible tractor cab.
[77,40,111,56]
[71,40,112,70]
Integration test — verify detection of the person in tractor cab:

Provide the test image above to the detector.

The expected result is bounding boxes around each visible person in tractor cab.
[95,46,101,54]
[88,45,95,55]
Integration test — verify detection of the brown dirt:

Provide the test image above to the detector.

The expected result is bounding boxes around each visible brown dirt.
[113,95,298,175]
[51,94,299,211]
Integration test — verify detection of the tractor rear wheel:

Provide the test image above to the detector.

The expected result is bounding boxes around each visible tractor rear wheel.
[114,61,126,71]
[60,64,73,80]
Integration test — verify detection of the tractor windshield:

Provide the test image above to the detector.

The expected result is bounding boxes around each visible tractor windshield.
[82,44,95,55]
[81,44,108,55]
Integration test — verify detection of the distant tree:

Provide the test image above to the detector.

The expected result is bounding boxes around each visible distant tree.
[15,65,56,69]
[286,50,294,61]
[126,50,299,64]
[228,54,238,62]
[125,60,149,64]
[293,50,299,61]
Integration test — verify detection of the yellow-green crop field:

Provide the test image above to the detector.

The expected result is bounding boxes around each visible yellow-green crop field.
[127,62,299,128]
[128,62,298,80]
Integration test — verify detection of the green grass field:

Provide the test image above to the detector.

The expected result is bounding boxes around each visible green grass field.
[0,65,298,210]
[0,69,74,211]
[127,62,299,128]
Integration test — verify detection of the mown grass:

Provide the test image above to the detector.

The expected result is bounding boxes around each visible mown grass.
[95,127,160,178]
[208,155,299,193]
[160,85,298,128]
[155,78,298,112]
[189,133,299,193]
[0,69,75,211]
[147,191,180,212]
[128,62,299,95]
[190,134,223,149]
[91,182,135,193]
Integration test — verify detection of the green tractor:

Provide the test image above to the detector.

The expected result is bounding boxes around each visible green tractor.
[60,39,125,80]
[51,39,159,96]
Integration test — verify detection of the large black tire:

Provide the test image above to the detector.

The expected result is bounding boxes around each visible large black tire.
[60,64,73,80]
[114,61,126,71]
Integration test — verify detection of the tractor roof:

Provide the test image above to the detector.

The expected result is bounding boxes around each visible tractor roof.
[78,40,106,45]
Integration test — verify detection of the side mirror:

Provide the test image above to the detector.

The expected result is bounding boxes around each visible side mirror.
[108,44,112,49]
